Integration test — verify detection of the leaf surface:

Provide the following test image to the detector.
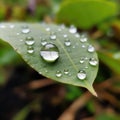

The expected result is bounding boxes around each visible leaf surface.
[0,23,98,95]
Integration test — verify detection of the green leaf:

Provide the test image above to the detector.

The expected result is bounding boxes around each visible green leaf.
[13,106,30,120]
[98,51,120,74]
[0,23,98,96]
[56,0,117,29]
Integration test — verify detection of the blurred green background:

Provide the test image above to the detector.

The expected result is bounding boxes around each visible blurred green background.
[0,0,120,120]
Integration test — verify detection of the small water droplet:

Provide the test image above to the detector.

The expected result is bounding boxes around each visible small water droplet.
[21,26,30,34]
[58,28,62,31]
[41,38,47,46]
[20,39,23,42]
[69,25,77,34]
[64,39,71,46]
[46,27,50,31]
[64,69,69,75]
[85,66,88,69]
[17,33,20,35]
[63,34,68,38]
[9,24,15,28]
[50,32,56,40]
[75,33,80,38]
[88,45,95,52]
[0,24,6,28]
[80,57,85,64]
[56,71,62,77]
[72,45,75,49]
[89,58,98,66]
[25,37,35,45]
[82,45,86,48]
[80,34,88,42]
[45,70,48,73]
[27,46,34,54]
[40,43,59,62]
[77,70,86,80]
[60,24,65,29]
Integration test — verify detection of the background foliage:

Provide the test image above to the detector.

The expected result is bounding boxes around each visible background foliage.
[0,0,120,120]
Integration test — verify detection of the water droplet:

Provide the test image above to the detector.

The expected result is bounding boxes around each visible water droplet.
[88,45,95,52]
[77,70,86,80]
[85,66,88,69]
[9,24,15,28]
[46,27,50,31]
[41,38,47,46]
[20,39,23,42]
[40,43,59,62]
[0,24,6,28]
[27,46,34,54]
[69,25,77,34]
[89,58,98,66]
[64,69,69,75]
[72,45,75,49]
[80,35,87,42]
[45,70,48,73]
[60,24,65,29]
[64,39,71,46]
[56,71,62,77]
[82,45,86,48]
[80,57,85,64]
[50,32,56,40]
[21,26,30,34]
[75,33,80,38]
[25,37,35,45]
[58,28,62,31]
[63,34,68,38]
[17,33,20,35]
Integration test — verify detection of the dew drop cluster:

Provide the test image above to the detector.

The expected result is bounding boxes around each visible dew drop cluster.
[0,23,98,82]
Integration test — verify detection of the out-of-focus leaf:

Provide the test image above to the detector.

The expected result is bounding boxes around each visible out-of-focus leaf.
[98,51,120,74]
[13,106,30,120]
[56,0,117,29]
[96,113,120,120]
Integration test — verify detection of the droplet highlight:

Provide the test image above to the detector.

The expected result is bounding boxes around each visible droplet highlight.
[40,43,59,62]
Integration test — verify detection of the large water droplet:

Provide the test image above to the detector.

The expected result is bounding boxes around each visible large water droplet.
[64,39,71,46]
[88,45,95,53]
[64,69,69,75]
[40,43,59,62]
[80,57,85,64]
[25,37,35,45]
[89,58,98,66]
[50,32,56,40]
[56,71,62,77]
[77,70,86,80]
[69,25,77,34]
[41,38,47,46]
[27,46,34,54]
[22,26,30,34]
